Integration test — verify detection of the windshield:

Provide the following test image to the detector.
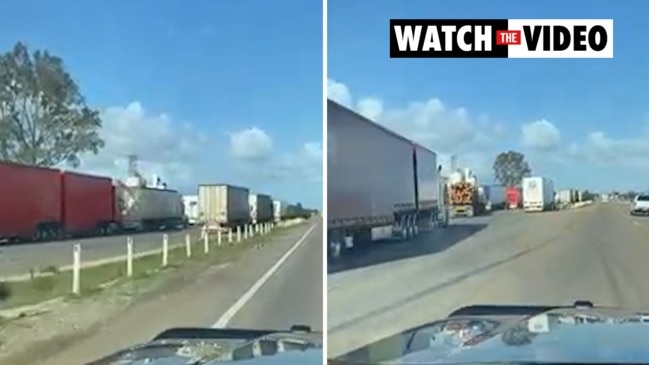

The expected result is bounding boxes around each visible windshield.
[87,331,323,365]
[331,307,649,364]
[0,1,323,365]
[326,1,643,364]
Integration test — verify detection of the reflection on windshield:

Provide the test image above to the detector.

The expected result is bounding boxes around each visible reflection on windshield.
[89,335,321,365]
[335,310,649,365]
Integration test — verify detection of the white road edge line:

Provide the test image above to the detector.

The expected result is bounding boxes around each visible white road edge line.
[211,223,318,328]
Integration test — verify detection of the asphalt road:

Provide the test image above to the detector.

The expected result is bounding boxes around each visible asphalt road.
[0,228,203,278]
[38,220,322,365]
[327,202,649,357]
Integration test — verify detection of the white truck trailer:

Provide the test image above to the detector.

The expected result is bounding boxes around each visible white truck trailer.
[557,189,575,204]
[273,200,289,222]
[182,195,199,225]
[198,184,250,229]
[522,177,556,212]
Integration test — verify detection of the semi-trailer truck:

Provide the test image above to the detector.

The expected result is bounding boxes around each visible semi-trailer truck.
[198,184,251,229]
[522,176,556,212]
[327,99,448,258]
[481,185,507,211]
[0,163,121,242]
[249,193,274,224]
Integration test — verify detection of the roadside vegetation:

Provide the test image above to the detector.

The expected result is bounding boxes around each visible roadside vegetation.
[0,221,304,312]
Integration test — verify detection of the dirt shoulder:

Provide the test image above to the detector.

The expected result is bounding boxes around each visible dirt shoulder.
[0,222,313,365]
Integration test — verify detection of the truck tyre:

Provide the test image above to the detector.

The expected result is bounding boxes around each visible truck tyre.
[329,241,342,259]
[412,216,419,237]
[398,216,409,241]
[466,207,474,218]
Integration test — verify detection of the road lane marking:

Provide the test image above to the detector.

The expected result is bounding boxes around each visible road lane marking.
[212,223,318,328]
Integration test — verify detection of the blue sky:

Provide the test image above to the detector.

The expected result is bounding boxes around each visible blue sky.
[0,0,323,208]
[328,0,648,193]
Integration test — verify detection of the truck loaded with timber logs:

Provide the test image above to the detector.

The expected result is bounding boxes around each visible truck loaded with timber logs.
[447,168,486,218]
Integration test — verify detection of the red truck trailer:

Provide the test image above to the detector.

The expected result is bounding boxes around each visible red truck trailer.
[0,162,120,242]
[506,186,522,209]
[327,100,447,258]
[61,171,119,235]
[0,162,63,241]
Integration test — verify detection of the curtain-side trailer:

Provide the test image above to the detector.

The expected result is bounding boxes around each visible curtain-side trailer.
[0,162,121,242]
[0,163,63,241]
[327,100,447,258]
[117,185,185,231]
[62,171,119,235]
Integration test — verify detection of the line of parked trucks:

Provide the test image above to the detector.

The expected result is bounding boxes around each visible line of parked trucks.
[0,161,310,244]
[327,99,588,259]
[181,187,309,230]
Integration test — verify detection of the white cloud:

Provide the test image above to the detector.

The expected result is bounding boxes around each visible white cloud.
[327,79,505,178]
[229,127,273,161]
[569,129,649,169]
[229,127,322,182]
[327,79,352,107]
[521,119,561,151]
[74,102,319,191]
[357,97,383,121]
[77,102,209,186]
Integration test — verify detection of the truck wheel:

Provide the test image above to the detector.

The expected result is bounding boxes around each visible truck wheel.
[412,216,419,237]
[329,242,342,259]
[398,216,409,241]
[408,217,415,239]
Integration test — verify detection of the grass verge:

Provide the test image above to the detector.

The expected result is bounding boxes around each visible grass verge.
[0,222,303,310]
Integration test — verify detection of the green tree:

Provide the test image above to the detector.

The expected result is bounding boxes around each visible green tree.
[493,150,531,187]
[0,42,104,167]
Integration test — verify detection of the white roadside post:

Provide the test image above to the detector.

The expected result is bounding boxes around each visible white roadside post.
[127,237,133,277]
[186,234,192,257]
[243,225,248,240]
[237,226,241,242]
[203,231,209,254]
[217,230,222,246]
[72,244,81,294]
[162,234,169,267]
[228,229,233,243]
